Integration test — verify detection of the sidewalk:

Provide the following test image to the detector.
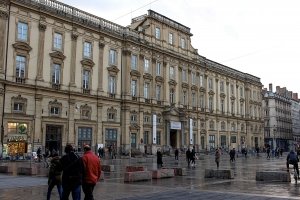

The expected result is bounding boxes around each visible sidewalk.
[0,153,299,199]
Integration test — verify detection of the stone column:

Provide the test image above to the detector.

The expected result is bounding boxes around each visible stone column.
[34,94,43,150]
[121,104,131,153]
[215,78,219,114]
[97,43,105,92]
[97,102,103,144]
[163,61,167,103]
[166,121,170,146]
[68,99,76,144]
[69,33,78,87]
[0,10,9,77]
[36,22,46,81]
[121,49,131,98]
[226,82,230,115]
[0,85,4,153]
[181,121,185,146]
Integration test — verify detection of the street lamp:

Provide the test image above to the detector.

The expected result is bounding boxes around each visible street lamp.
[273,126,277,150]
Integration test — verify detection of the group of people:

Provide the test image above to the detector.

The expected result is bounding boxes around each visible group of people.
[47,144,101,200]
[186,147,197,168]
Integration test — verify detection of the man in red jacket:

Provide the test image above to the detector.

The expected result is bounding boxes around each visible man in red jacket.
[82,145,101,200]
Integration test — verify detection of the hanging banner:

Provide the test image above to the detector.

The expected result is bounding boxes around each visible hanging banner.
[189,119,193,145]
[170,121,181,130]
[152,114,157,144]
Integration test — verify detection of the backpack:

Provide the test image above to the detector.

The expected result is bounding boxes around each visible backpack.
[289,152,298,163]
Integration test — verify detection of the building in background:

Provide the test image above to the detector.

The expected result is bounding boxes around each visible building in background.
[0,0,263,158]
[262,84,297,151]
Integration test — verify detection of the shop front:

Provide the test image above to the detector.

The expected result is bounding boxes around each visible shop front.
[7,134,28,159]
[4,122,29,159]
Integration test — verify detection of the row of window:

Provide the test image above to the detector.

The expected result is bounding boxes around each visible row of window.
[16,21,118,93]
[154,27,186,48]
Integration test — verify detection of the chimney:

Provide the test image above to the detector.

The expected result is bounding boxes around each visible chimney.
[293,93,298,100]
[269,83,273,92]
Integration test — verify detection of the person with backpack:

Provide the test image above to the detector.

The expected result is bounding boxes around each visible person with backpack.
[286,149,299,178]
[47,151,62,200]
[60,144,84,200]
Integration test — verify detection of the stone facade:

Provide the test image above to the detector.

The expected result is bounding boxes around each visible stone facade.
[0,0,263,158]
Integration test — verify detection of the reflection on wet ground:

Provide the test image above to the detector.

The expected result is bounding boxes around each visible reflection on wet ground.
[0,152,299,199]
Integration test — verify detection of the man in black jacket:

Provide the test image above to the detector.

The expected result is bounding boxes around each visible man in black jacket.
[60,144,84,200]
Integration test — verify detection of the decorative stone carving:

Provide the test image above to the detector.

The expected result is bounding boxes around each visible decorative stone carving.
[12,42,32,52]
[71,33,78,40]
[220,93,226,98]
[81,58,95,67]
[107,66,119,75]
[49,51,66,60]
[130,70,141,77]
[0,10,8,20]
[99,42,105,49]
[38,23,47,31]
[168,80,177,86]
[143,73,153,80]
[208,90,215,96]
[181,82,189,89]
[191,85,198,91]
[155,76,164,83]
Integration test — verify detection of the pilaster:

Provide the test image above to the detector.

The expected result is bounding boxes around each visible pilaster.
[69,32,78,87]
[36,21,47,81]
[34,94,43,148]
[97,102,103,144]
[97,42,105,92]
[68,98,76,143]
[0,10,8,75]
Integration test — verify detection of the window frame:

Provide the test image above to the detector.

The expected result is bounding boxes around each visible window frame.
[83,41,92,58]
[109,49,117,66]
[17,21,28,42]
[52,63,61,85]
[53,32,63,51]
[155,27,160,39]
[131,54,137,70]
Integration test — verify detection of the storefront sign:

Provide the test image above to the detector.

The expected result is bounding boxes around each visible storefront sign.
[170,121,181,130]
[7,134,27,142]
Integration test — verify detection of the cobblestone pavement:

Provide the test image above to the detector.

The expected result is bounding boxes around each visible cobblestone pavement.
[1,152,300,200]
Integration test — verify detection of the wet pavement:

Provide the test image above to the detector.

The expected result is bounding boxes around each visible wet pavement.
[0,152,300,200]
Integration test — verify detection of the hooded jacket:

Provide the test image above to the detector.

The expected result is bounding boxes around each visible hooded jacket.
[82,150,101,184]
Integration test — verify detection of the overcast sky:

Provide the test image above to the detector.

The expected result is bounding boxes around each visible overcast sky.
[61,0,300,94]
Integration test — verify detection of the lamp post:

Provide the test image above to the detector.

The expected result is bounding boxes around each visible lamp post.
[273,126,277,150]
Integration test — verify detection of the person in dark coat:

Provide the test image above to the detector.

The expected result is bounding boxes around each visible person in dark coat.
[157,149,163,168]
[186,148,191,167]
[60,144,84,200]
[229,148,236,162]
[174,148,179,161]
[47,151,62,200]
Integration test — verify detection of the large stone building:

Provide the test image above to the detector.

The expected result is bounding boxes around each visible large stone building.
[0,0,263,158]
[262,84,296,151]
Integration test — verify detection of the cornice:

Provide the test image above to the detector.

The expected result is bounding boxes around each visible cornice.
[49,51,66,60]
[12,42,32,52]
[81,58,95,67]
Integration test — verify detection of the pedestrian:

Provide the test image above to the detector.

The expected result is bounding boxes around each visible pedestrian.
[266,147,271,159]
[44,148,50,168]
[157,149,163,168]
[47,151,62,200]
[215,148,221,169]
[186,148,191,167]
[37,147,42,162]
[82,145,101,200]
[229,148,236,162]
[174,148,179,161]
[97,146,102,158]
[190,147,196,168]
[60,144,83,200]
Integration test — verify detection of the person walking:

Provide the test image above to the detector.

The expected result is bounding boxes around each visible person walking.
[174,148,179,161]
[60,144,84,200]
[229,148,236,162]
[190,147,196,168]
[186,148,191,167]
[82,145,101,200]
[157,149,163,168]
[266,147,271,159]
[215,148,221,169]
[37,147,42,162]
[47,151,62,200]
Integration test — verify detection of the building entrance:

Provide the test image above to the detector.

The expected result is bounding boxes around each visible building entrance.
[46,125,62,155]
[170,129,177,148]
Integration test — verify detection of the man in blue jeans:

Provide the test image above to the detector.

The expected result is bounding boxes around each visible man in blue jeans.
[60,144,84,200]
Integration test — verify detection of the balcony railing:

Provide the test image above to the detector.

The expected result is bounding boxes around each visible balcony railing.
[16,77,25,84]
[109,93,116,98]
[83,89,90,94]
[52,83,60,90]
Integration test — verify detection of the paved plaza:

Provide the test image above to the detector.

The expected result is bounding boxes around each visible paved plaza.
[1,152,300,200]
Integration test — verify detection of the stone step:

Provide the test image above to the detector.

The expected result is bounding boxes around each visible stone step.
[124,171,152,182]
[256,171,291,182]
